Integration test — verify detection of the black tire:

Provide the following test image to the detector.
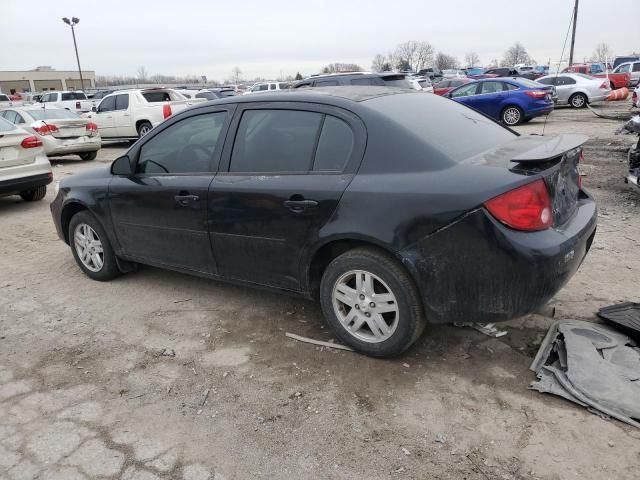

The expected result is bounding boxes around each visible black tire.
[20,185,46,202]
[69,210,121,281]
[137,121,152,138]
[319,247,426,357]
[501,105,524,126]
[569,92,587,109]
[79,151,98,161]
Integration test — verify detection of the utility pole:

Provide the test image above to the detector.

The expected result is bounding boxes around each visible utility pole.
[62,17,85,91]
[568,0,579,66]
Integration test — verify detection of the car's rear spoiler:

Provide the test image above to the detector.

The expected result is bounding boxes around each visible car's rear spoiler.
[511,134,588,162]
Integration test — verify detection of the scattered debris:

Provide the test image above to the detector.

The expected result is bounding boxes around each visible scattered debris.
[530,320,640,429]
[222,371,229,378]
[285,332,353,351]
[200,388,210,407]
[402,363,410,368]
[173,298,192,304]
[434,434,445,444]
[454,322,508,338]
[401,447,411,456]
[598,302,640,339]
[159,348,176,358]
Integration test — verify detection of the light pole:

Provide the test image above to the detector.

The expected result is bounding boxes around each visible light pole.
[62,17,85,91]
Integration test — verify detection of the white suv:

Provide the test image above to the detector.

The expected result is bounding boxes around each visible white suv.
[244,82,290,95]
[0,116,52,202]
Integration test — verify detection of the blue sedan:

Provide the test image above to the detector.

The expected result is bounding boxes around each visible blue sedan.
[446,78,554,126]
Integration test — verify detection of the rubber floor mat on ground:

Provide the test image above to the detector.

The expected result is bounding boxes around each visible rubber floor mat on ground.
[598,302,640,338]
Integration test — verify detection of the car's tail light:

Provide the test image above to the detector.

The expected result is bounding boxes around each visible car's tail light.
[484,179,553,231]
[33,124,58,135]
[86,122,98,134]
[525,90,548,99]
[600,81,609,90]
[163,103,172,119]
[21,136,43,148]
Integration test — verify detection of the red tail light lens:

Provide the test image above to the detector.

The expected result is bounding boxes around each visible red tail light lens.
[484,179,553,231]
[86,122,98,133]
[162,103,172,119]
[525,90,548,99]
[33,124,59,136]
[21,136,43,148]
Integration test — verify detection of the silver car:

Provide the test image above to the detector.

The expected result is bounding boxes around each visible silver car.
[537,73,611,108]
[0,106,101,160]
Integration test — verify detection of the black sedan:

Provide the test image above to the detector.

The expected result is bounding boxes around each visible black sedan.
[51,87,597,357]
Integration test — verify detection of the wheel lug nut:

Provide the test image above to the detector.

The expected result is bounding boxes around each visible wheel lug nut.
[359,294,365,300]
[365,312,371,317]
[355,305,360,310]
[369,302,375,308]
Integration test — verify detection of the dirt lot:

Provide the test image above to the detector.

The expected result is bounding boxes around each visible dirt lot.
[1,102,639,480]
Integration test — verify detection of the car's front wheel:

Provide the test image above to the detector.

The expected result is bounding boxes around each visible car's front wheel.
[320,247,426,357]
[502,105,523,126]
[69,211,121,281]
[20,185,47,202]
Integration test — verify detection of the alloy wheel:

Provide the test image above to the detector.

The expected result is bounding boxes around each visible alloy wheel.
[503,107,521,126]
[74,223,104,272]
[139,124,151,136]
[332,270,399,343]
[571,94,586,108]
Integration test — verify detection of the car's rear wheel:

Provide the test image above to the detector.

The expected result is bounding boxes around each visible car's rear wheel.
[20,185,46,202]
[69,211,121,281]
[137,121,152,138]
[502,106,523,126]
[319,247,426,357]
[569,92,587,108]
[79,151,98,161]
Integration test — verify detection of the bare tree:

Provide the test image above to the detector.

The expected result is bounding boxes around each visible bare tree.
[435,53,459,70]
[371,54,390,72]
[136,66,148,82]
[501,42,532,67]
[464,52,480,67]
[321,63,363,74]
[231,67,243,84]
[591,42,614,64]
[394,41,434,71]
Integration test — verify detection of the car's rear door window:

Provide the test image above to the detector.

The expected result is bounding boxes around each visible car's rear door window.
[314,80,339,87]
[450,83,478,97]
[350,78,378,86]
[115,94,129,111]
[480,81,504,94]
[230,109,323,173]
[313,116,354,172]
[2,111,18,124]
[136,113,226,174]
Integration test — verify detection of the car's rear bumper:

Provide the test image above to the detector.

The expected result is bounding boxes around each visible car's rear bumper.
[0,171,52,195]
[525,103,554,118]
[400,191,597,324]
[43,135,101,156]
[589,93,609,104]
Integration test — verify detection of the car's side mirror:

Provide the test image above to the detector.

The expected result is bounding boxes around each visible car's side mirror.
[446,93,453,98]
[91,106,97,112]
[111,155,132,176]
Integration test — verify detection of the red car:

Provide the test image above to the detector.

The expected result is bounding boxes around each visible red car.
[433,78,474,96]
[563,63,631,89]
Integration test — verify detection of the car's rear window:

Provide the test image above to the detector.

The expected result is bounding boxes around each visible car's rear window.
[366,93,516,163]
[512,78,544,88]
[0,116,16,132]
[142,91,171,102]
[28,109,81,120]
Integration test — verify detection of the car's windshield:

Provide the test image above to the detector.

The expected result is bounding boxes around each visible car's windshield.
[28,108,81,120]
[0,116,16,132]
[366,92,515,163]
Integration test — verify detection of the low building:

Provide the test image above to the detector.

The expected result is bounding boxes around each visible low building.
[0,66,96,94]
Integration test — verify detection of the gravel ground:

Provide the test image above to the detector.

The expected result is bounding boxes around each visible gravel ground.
[1,101,639,480]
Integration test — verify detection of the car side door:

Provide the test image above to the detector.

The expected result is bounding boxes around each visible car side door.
[208,102,366,291]
[110,94,133,137]
[470,81,507,118]
[108,107,234,274]
[556,76,576,104]
[92,95,116,136]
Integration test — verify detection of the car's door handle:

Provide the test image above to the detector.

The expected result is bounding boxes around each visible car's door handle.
[284,199,319,212]
[174,194,200,206]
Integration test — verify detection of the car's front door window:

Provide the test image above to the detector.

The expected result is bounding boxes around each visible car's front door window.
[137,113,226,174]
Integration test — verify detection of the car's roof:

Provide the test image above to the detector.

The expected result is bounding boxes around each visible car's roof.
[190,86,412,109]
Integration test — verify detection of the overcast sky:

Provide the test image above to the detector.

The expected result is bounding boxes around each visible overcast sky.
[1,0,638,81]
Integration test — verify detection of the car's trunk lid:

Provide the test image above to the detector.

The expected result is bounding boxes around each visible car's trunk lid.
[464,134,588,227]
[45,118,91,139]
[0,129,35,168]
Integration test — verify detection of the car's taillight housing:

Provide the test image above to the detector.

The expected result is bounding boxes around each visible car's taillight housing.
[525,90,548,99]
[33,124,58,136]
[484,179,553,231]
[21,136,43,148]
[163,103,172,119]
[86,122,98,135]
[600,81,609,90]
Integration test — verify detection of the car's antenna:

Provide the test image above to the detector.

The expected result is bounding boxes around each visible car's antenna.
[542,5,575,136]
